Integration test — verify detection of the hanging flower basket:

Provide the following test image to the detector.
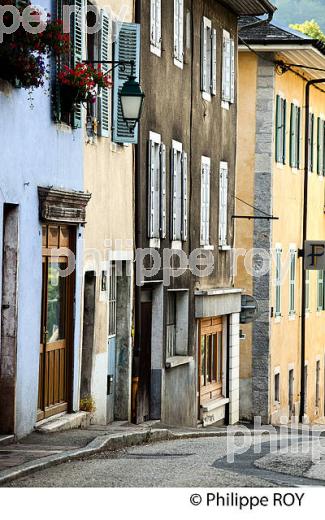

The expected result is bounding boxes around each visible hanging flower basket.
[0,1,70,89]
[58,63,112,112]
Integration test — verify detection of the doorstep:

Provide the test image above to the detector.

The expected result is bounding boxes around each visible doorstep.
[0,435,15,447]
[201,398,230,427]
[35,412,90,434]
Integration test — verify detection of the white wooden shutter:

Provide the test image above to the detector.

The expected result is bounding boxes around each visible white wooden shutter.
[160,143,167,239]
[211,28,217,96]
[230,38,235,103]
[150,0,156,45]
[222,30,231,102]
[219,162,228,247]
[148,137,160,239]
[98,10,110,137]
[181,151,188,241]
[201,19,207,92]
[156,0,161,52]
[200,157,210,246]
[174,0,179,60]
[178,0,184,63]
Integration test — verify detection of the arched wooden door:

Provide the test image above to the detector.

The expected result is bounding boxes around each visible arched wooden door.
[37,224,75,421]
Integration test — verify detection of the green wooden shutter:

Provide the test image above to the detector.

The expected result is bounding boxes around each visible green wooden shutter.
[112,22,141,144]
[275,95,281,163]
[52,0,64,122]
[98,10,110,137]
[71,0,85,128]
[322,120,325,176]
[297,106,301,169]
[282,99,287,164]
[317,117,321,174]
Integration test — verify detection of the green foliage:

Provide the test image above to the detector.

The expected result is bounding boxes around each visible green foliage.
[290,20,325,42]
[273,0,325,32]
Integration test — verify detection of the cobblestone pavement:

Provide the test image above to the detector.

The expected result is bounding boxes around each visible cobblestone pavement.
[6,434,325,487]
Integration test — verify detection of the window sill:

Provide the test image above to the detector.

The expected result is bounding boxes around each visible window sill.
[201,244,214,251]
[171,240,182,251]
[221,100,230,110]
[202,91,211,102]
[150,44,161,57]
[288,313,296,321]
[149,238,160,249]
[173,58,183,70]
[55,122,73,134]
[165,356,193,369]
[219,244,231,251]
[274,315,281,323]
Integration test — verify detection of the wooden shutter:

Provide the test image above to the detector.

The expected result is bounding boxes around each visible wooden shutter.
[201,19,207,92]
[200,158,210,246]
[148,139,160,239]
[98,10,110,137]
[112,23,141,144]
[150,0,156,45]
[211,28,217,96]
[297,106,301,169]
[230,38,235,103]
[52,0,64,122]
[282,99,287,164]
[275,95,281,163]
[71,0,85,129]
[171,145,182,241]
[219,162,228,247]
[290,103,295,167]
[160,143,167,239]
[156,0,161,52]
[308,113,314,172]
[222,30,231,102]
[181,151,188,241]
[317,117,322,175]
[178,0,184,64]
[323,121,325,176]
[174,0,179,60]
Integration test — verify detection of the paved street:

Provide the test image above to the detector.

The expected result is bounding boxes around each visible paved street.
[5,433,325,487]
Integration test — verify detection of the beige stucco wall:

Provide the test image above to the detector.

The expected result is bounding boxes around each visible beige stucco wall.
[236,50,325,424]
[82,0,134,423]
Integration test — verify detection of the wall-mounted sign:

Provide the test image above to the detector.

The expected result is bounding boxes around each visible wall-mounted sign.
[240,294,260,325]
[304,241,325,270]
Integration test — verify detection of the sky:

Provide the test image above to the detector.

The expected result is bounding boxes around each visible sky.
[273,0,325,31]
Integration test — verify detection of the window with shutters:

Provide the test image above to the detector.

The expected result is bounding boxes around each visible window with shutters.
[200,17,217,100]
[275,247,282,317]
[112,22,140,144]
[54,0,85,128]
[171,141,188,243]
[275,94,286,165]
[274,371,280,403]
[305,269,310,313]
[308,113,315,172]
[316,360,321,407]
[317,117,325,176]
[108,261,117,337]
[219,162,229,249]
[200,157,210,247]
[150,0,161,57]
[289,248,296,315]
[317,270,325,311]
[173,0,184,68]
[166,290,189,360]
[148,132,166,241]
[86,4,99,131]
[290,102,301,169]
[222,30,235,105]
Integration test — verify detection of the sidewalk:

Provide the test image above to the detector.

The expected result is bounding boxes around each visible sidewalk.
[0,419,229,486]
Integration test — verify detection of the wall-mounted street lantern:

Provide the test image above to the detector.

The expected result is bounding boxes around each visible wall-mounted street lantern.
[83,58,144,131]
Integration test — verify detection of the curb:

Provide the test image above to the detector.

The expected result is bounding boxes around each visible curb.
[0,426,283,486]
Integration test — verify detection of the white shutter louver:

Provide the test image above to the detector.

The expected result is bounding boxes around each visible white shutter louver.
[98,10,110,137]
[211,28,217,96]
[160,143,167,239]
[150,0,156,45]
[219,162,228,248]
[181,151,188,241]
[71,0,85,128]
[200,157,210,246]
[148,135,161,239]
[230,38,235,103]
[222,30,231,103]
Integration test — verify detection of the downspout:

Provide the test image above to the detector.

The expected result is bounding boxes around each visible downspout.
[299,78,325,422]
[239,10,274,31]
[132,0,142,423]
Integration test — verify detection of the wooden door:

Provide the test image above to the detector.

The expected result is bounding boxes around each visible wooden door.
[199,317,224,406]
[37,224,74,421]
[134,298,152,423]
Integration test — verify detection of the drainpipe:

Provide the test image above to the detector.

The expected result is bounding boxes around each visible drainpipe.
[239,10,274,31]
[132,0,142,423]
[299,78,325,422]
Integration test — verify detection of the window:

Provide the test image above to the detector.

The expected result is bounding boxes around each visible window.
[173,0,184,68]
[166,290,189,359]
[150,0,161,56]
[275,247,282,317]
[200,317,224,403]
[317,270,325,311]
[200,17,217,99]
[317,117,325,176]
[290,103,301,169]
[219,162,228,249]
[148,132,166,240]
[288,369,294,416]
[54,0,84,128]
[289,249,296,315]
[200,156,210,247]
[305,269,310,312]
[308,113,315,172]
[274,372,280,403]
[222,30,235,104]
[108,262,117,336]
[316,360,321,407]
[275,95,286,164]
[112,22,140,144]
[171,141,188,242]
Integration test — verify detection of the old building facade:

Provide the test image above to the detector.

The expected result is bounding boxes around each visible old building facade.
[236,18,325,424]
[132,0,275,428]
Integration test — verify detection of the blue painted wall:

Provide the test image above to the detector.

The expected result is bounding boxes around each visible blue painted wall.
[0,0,84,437]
